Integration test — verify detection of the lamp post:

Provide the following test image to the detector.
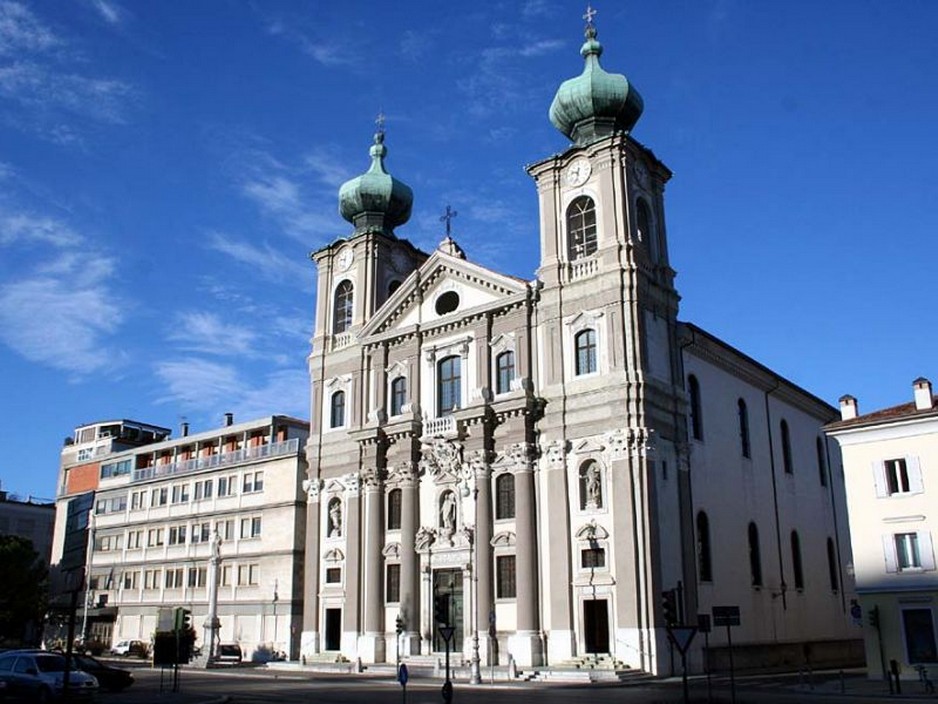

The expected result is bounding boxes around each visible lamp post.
[461,477,482,684]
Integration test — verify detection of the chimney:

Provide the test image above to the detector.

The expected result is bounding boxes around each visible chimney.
[913,377,934,411]
[181,421,189,437]
[224,412,234,427]
[839,395,858,421]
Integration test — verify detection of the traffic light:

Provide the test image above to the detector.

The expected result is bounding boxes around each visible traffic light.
[173,607,192,632]
[868,606,880,629]
[395,614,405,636]
[662,589,677,626]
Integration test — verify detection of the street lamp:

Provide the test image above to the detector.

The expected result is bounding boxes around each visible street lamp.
[460,477,482,684]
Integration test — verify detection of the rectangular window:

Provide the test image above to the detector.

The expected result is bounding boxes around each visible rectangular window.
[187,567,207,588]
[100,458,132,479]
[127,530,143,549]
[896,533,922,570]
[886,459,911,495]
[581,547,606,569]
[243,471,264,493]
[237,564,259,586]
[147,528,164,547]
[151,487,168,506]
[130,490,146,510]
[240,517,262,539]
[218,475,237,497]
[194,479,214,501]
[325,567,342,584]
[386,564,401,603]
[144,569,162,590]
[168,525,187,545]
[171,483,190,504]
[496,555,517,599]
[122,571,139,590]
[165,568,184,589]
[191,522,211,544]
[217,519,234,541]
[220,565,232,587]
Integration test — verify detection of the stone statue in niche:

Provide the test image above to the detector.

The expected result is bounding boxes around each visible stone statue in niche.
[581,461,603,510]
[328,498,342,537]
[440,491,457,534]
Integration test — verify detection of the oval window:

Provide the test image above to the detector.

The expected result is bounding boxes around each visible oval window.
[435,291,460,315]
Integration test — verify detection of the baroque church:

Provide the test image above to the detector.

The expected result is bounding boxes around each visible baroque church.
[300,16,860,674]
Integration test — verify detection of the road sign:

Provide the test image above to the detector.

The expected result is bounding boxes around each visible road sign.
[667,626,698,655]
[712,605,740,627]
[397,663,408,685]
[697,613,712,634]
[439,625,455,643]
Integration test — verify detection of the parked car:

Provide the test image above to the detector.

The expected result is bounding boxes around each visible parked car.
[69,653,133,692]
[110,640,148,657]
[216,643,242,664]
[0,650,98,702]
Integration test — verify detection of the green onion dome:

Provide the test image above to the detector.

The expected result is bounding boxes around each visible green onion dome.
[338,130,413,235]
[549,23,644,145]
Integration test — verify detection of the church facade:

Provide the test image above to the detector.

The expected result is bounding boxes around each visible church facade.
[300,19,860,674]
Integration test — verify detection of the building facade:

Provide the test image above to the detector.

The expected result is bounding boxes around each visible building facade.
[300,18,860,674]
[51,415,309,660]
[826,378,938,679]
[0,487,55,564]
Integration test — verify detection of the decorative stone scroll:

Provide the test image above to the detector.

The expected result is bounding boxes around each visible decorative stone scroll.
[419,438,464,481]
[414,527,437,552]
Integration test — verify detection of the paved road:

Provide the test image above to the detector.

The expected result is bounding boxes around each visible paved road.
[82,664,934,704]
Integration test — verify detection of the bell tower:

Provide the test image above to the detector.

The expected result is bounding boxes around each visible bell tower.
[527,10,694,671]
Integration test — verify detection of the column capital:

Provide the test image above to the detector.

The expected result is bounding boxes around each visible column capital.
[362,466,386,491]
[302,477,323,502]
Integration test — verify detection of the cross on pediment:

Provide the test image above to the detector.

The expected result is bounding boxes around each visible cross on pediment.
[440,204,458,237]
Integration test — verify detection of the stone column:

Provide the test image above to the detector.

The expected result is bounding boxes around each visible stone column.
[300,479,322,659]
[360,467,386,662]
[472,452,494,665]
[341,474,362,657]
[507,444,543,666]
[398,462,420,655]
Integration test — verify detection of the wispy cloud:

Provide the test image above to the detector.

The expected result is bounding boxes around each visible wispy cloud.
[168,311,258,357]
[0,251,124,374]
[265,18,357,67]
[0,1,61,56]
[206,231,312,285]
[90,0,124,26]
[154,358,308,420]
[0,212,81,247]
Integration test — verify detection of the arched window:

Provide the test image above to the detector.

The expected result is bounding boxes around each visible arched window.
[579,461,603,510]
[748,522,763,586]
[636,198,658,262]
[697,511,713,583]
[330,391,345,428]
[390,376,407,417]
[437,355,461,416]
[495,474,515,520]
[567,196,597,260]
[387,489,402,530]
[781,420,793,474]
[333,280,353,334]
[496,351,515,395]
[816,437,828,487]
[688,375,703,441]
[826,537,839,592]
[791,530,804,589]
[574,329,597,376]
[738,398,750,458]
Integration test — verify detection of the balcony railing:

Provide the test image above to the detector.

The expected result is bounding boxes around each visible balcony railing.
[423,415,456,439]
[564,257,598,282]
[131,438,300,483]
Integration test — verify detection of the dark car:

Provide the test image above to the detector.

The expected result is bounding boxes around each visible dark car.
[0,650,98,702]
[70,653,133,692]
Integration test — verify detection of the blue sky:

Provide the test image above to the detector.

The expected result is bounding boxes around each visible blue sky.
[1,1,937,499]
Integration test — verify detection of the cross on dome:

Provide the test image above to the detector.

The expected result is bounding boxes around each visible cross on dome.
[583,4,597,28]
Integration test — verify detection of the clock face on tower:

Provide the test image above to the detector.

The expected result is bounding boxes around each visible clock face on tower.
[337,248,354,272]
[564,158,591,187]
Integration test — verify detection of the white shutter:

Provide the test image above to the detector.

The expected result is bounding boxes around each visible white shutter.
[883,534,899,573]
[872,461,888,497]
[907,456,925,494]
[918,531,936,571]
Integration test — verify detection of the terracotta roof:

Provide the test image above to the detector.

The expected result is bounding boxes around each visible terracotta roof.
[825,395,938,431]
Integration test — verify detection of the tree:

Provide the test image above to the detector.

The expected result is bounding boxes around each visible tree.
[0,535,49,646]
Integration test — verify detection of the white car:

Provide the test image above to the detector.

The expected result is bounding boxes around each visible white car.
[110,639,148,657]
[0,650,99,702]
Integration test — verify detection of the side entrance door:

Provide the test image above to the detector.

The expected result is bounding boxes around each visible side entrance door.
[584,599,610,653]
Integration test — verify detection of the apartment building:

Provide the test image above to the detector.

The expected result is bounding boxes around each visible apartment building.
[51,415,309,661]
[826,378,938,679]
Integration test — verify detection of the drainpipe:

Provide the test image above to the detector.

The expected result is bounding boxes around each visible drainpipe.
[763,382,787,611]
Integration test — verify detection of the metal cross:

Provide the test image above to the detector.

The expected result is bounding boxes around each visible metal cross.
[375,111,386,134]
[583,4,597,27]
[440,205,457,237]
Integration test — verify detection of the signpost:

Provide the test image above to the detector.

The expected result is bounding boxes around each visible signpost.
[697,613,712,703]
[439,625,455,704]
[398,662,409,704]
[667,625,698,704]
[712,606,741,704]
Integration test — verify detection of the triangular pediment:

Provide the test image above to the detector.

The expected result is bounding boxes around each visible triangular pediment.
[361,249,529,338]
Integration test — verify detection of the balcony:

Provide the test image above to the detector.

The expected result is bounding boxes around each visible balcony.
[131,438,300,483]
[423,415,456,439]
[563,257,598,283]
